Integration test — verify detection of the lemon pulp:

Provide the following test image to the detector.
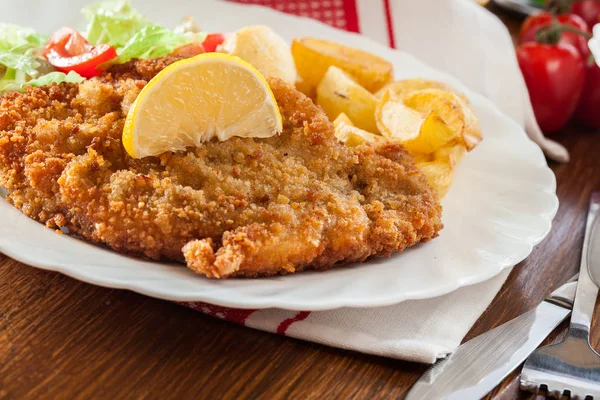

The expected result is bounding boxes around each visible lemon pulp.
[123,53,282,159]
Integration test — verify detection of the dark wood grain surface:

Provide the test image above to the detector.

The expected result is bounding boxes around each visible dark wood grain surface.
[1,5,600,400]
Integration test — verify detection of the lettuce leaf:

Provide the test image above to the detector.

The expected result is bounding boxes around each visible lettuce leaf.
[84,0,205,64]
[0,50,41,78]
[0,24,47,52]
[0,71,84,92]
[116,25,205,63]
[83,0,152,48]
[0,24,52,94]
[0,24,47,79]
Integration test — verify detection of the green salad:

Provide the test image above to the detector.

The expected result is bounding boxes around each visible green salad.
[0,0,207,93]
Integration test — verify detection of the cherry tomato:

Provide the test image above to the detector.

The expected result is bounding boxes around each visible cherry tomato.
[43,27,117,78]
[574,62,600,128]
[519,12,590,59]
[517,42,585,133]
[570,0,600,29]
[171,43,205,57]
[202,33,226,52]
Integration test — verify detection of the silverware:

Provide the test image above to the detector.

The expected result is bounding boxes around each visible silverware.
[405,275,577,400]
[520,192,600,399]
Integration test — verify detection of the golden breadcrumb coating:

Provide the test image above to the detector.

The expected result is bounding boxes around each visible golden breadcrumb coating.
[0,56,442,278]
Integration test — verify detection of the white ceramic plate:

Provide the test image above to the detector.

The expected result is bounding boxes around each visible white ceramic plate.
[0,0,558,310]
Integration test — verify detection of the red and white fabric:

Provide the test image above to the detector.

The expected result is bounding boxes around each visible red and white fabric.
[180,269,511,363]
[177,0,558,364]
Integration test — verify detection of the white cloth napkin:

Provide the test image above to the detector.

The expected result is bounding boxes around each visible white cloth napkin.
[589,24,600,65]
[182,269,511,363]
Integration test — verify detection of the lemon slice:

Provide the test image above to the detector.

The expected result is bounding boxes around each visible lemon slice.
[123,53,282,159]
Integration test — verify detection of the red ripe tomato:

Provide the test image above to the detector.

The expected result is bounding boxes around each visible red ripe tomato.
[171,43,205,57]
[43,27,117,78]
[574,62,600,128]
[519,12,590,59]
[570,0,600,29]
[202,33,226,52]
[517,42,585,133]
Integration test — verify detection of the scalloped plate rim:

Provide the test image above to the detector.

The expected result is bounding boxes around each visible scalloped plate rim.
[0,0,559,311]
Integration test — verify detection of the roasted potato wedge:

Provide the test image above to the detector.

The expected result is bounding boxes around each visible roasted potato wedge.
[434,141,467,167]
[401,89,468,146]
[416,156,454,198]
[416,143,466,198]
[375,78,469,103]
[333,113,355,127]
[403,114,457,154]
[334,113,383,146]
[295,76,316,101]
[221,25,297,84]
[375,90,457,153]
[317,66,378,132]
[335,121,383,147]
[422,89,481,151]
[411,152,433,164]
[375,90,424,141]
[405,89,481,151]
[292,37,393,93]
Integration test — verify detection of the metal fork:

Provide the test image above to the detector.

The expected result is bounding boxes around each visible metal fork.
[520,192,600,399]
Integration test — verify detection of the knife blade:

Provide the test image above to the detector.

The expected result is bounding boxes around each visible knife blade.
[405,275,578,400]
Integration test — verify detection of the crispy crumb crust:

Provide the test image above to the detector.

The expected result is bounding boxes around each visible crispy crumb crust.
[0,56,442,278]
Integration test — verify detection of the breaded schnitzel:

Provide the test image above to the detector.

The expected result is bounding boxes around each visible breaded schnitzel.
[0,56,442,278]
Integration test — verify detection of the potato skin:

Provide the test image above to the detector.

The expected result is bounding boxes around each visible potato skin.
[292,37,393,93]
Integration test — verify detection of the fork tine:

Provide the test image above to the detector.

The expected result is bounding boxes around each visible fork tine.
[520,337,600,399]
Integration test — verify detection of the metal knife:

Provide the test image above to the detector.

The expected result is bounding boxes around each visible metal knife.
[405,275,578,400]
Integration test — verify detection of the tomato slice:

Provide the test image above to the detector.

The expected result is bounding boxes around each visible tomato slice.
[170,43,206,57]
[43,27,118,79]
[202,33,226,52]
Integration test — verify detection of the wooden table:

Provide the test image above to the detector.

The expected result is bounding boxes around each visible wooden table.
[1,6,599,400]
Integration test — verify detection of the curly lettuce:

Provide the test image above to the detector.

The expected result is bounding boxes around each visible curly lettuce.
[0,70,84,92]
[83,1,205,64]
[0,24,47,51]
[83,0,152,48]
[116,25,205,63]
[0,24,62,93]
